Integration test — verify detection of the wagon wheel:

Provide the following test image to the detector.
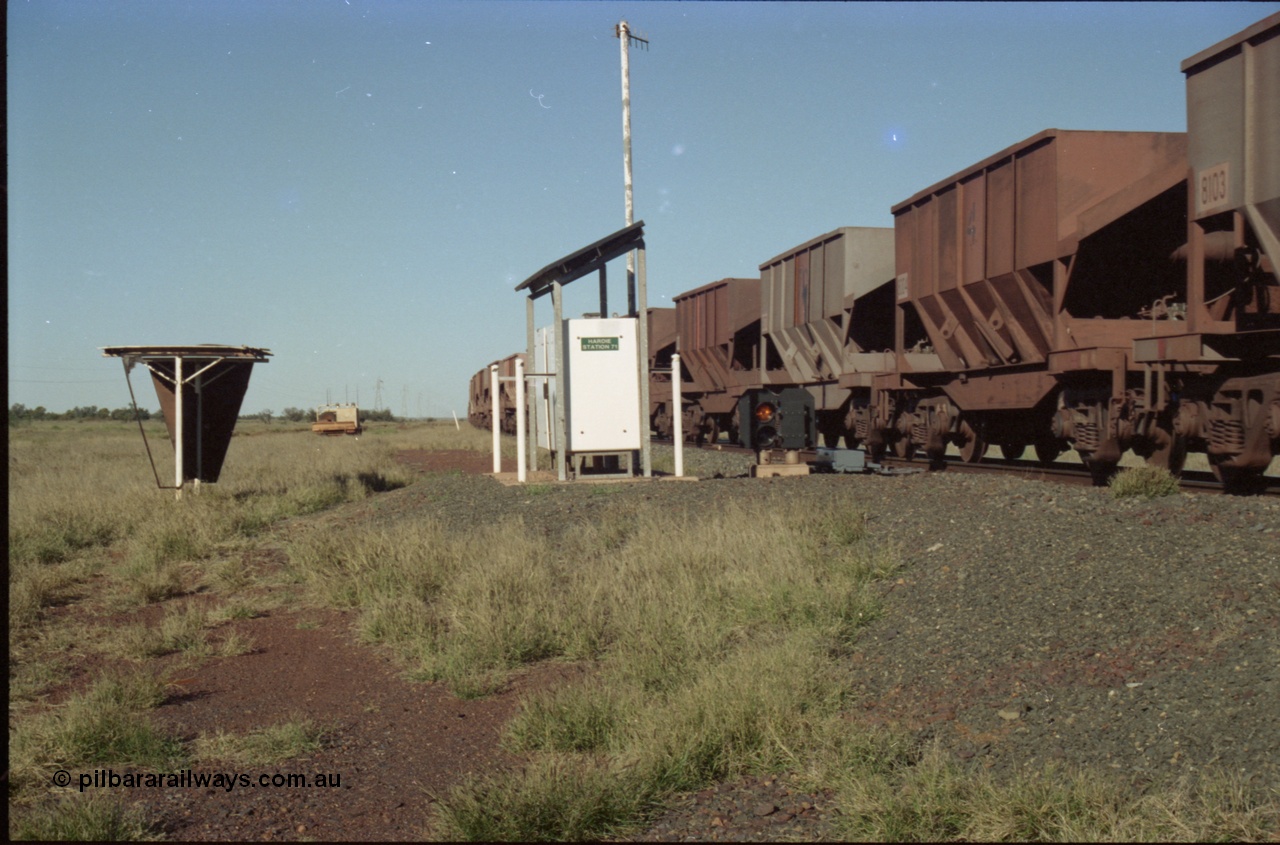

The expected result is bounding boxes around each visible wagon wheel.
[1143,426,1187,476]
[865,434,887,464]
[652,407,671,440]
[957,420,987,463]
[1082,455,1119,486]
[999,442,1026,461]
[704,417,720,446]
[1208,455,1266,492]
[892,436,917,461]
[1033,434,1064,466]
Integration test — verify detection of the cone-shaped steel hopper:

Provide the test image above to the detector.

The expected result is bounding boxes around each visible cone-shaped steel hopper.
[102,345,271,486]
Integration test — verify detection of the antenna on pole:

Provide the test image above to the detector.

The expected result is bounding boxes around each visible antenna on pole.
[616,19,647,317]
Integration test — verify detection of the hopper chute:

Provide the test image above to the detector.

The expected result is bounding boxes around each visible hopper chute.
[102,344,272,496]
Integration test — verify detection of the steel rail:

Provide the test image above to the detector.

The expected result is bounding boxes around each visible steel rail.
[652,437,1280,496]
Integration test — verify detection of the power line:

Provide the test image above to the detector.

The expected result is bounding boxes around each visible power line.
[9,378,117,384]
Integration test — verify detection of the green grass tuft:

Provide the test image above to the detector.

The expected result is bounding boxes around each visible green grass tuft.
[9,794,156,841]
[1109,465,1181,499]
[9,671,183,794]
[194,717,328,766]
[432,755,648,842]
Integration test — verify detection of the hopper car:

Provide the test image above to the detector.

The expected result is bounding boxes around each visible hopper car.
[467,353,525,435]
[473,13,1280,488]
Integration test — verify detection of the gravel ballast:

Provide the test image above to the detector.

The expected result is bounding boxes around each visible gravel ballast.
[388,446,1280,840]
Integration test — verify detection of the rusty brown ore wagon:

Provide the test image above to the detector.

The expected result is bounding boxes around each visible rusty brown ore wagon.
[865,14,1280,486]
[646,306,678,437]
[472,13,1280,488]
[468,353,526,435]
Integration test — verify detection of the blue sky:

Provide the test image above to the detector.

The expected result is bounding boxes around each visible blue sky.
[9,1,1277,418]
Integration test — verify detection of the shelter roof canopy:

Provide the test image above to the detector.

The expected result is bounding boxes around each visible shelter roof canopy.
[514,220,645,300]
[101,345,272,361]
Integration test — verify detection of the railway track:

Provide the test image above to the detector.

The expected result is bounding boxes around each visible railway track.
[657,438,1280,497]
[876,454,1280,497]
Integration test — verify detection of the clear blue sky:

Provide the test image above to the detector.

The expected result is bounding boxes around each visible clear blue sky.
[9,1,1277,418]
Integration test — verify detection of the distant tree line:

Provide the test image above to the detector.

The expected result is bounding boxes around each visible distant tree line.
[8,403,157,424]
[238,407,398,424]
[8,403,402,427]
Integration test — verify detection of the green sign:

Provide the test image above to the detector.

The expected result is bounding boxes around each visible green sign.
[581,337,620,352]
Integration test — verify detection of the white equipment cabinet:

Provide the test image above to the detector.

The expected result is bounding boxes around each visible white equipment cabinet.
[563,317,641,451]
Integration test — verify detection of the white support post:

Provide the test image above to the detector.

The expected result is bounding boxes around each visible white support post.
[672,353,684,478]
[174,356,184,501]
[552,282,567,482]
[638,246,650,478]
[490,364,501,474]
[526,296,538,475]
[194,371,203,495]
[515,357,527,483]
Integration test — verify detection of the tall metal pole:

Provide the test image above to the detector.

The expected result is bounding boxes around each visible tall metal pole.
[617,20,647,316]
[617,20,650,478]
[620,19,634,316]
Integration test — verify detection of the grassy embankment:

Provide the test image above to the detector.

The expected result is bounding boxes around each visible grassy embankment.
[8,418,471,838]
[8,419,1277,841]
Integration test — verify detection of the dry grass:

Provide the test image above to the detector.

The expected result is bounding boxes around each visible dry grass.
[8,670,182,796]
[9,419,1279,842]
[6,419,429,836]
[193,717,328,766]
[830,741,1279,842]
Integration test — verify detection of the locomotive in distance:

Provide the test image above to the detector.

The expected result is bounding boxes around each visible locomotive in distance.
[470,13,1280,488]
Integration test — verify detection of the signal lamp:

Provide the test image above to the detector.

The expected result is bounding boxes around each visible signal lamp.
[737,388,816,451]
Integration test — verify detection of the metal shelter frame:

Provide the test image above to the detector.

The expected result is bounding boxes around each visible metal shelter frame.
[514,220,651,481]
[102,345,272,499]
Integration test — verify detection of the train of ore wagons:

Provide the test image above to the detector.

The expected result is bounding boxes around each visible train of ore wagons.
[471,13,1280,488]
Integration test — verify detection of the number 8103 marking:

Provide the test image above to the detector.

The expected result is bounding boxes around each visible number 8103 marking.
[1197,162,1231,216]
